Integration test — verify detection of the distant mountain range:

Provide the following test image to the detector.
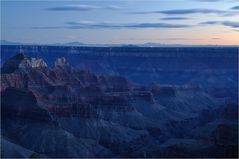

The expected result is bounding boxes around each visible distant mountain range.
[1,40,25,46]
[1,40,238,47]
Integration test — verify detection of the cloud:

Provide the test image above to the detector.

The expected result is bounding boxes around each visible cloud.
[65,21,193,29]
[231,6,239,10]
[47,5,99,11]
[65,21,124,29]
[30,26,65,29]
[30,21,193,30]
[128,23,191,28]
[132,9,224,14]
[47,4,122,11]
[160,9,225,14]
[222,21,239,28]
[200,21,239,28]
[160,17,191,20]
[48,5,122,11]
[130,8,238,16]
[104,5,123,10]
[200,21,218,25]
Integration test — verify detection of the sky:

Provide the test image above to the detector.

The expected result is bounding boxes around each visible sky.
[1,0,239,45]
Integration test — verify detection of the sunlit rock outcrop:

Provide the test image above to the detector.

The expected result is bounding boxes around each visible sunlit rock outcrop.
[1,53,47,73]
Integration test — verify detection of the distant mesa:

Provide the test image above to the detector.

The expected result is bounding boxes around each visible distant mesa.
[1,40,23,45]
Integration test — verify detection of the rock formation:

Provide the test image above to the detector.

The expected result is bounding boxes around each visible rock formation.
[1,53,238,158]
[54,57,69,67]
[1,53,47,73]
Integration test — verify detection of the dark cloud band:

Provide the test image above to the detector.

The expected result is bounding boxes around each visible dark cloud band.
[160,17,191,20]
[200,21,239,28]
[231,6,239,10]
[130,8,238,16]
[47,5,122,11]
[30,21,193,29]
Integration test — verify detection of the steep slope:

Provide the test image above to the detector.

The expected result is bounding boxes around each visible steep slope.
[1,87,112,158]
[1,53,237,158]
[1,138,42,158]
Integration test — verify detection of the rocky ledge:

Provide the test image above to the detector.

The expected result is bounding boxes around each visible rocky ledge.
[1,53,47,73]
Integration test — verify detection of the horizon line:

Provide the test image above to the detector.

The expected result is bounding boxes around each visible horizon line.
[1,40,238,47]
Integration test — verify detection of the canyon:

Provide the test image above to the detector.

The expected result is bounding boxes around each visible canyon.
[1,46,238,158]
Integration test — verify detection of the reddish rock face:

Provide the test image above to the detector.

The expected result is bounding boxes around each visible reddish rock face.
[151,85,176,97]
[1,54,152,118]
[131,91,155,104]
[1,73,28,91]
[222,103,238,120]
[213,124,238,146]
[1,87,51,122]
